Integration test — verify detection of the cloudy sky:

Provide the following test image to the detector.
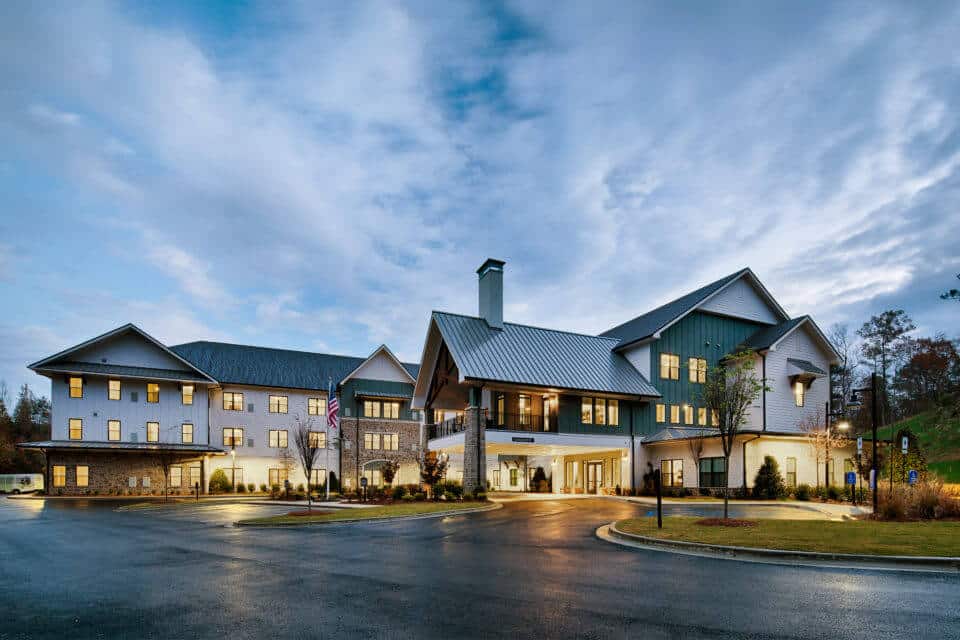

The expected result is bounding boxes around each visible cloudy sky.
[1,1,958,396]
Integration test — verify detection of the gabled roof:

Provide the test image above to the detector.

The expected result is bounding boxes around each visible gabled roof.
[739,315,840,362]
[170,341,419,391]
[600,268,788,350]
[29,323,217,383]
[430,311,660,397]
[17,440,225,454]
[340,344,418,385]
[31,362,212,384]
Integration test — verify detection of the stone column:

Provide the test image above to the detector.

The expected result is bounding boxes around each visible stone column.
[463,388,486,495]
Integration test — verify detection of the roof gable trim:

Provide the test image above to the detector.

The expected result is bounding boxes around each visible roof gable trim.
[340,344,417,385]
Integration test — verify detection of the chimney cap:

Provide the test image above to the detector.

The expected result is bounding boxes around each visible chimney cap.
[477,258,506,276]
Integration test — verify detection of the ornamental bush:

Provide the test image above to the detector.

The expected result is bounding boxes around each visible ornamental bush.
[392,485,407,501]
[795,484,812,501]
[752,456,787,499]
[208,469,232,493]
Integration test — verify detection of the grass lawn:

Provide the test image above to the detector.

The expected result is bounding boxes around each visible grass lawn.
[615,516,960,557]
[237,501,493,526]
[875,411,960,474]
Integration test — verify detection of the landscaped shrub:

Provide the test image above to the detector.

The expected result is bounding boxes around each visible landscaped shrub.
[236,483,247,493]
[402,494,415,502]
[795,484,812,501]
[826,486,841,501]
[247,483,255,493]
[878,480,960,520]
[392,485,407,501]
[329,472,339,492]
[260,484,268,493]
[474,491,487,501]
[433,480,463,499]
[414,492,426,501]
[753,456,787,499]
[208,469,232,493]
[296,483,305,492]
[443,491,457,502]
[532,466,548,492]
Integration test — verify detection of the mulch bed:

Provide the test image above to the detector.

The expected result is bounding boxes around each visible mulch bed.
[695,518,758,527]
[286,510,334,517]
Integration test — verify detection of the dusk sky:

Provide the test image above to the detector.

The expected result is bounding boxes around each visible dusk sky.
[1,1,958,396]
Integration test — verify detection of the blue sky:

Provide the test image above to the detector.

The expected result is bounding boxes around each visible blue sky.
[1,1,958,397]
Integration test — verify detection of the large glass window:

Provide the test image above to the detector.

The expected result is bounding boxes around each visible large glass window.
[147,421,159,442]
[660,353,680,380]
[108,419,121,442]
[269,468,289,487]
[364,433,381,450]
[108,380,121,401]
[53,465,66,487]
[518,395,532,425]
[699,457,726,488]
[189,465,201,489]
[311,468,327,487]
[181,423,193,444]
[308,397,326,416]
[269,429,288,448]
[363,468,383,487]
[785,457,797,487]
[223,392,244,411]
[69,418,82,440]
[383,401,400,420]
[382,433,399,451]
[496,394,505,426]
[269,395,288,414]
[223,427,244,447]
[655,404,665,423]
[581,398,593,424]
[309,431,326,448]
[794,381,805,407]
[69,377,83,398]
[147,383,159,403]
[660,459,683,487]
[181,384,194,405]
[698,408,707,426]
[608,400,619,426]
[363,400,381,419]
[689,357,707,384]
[684,405,694,425]
[670,405,680,424]
[76,465,89,488]
[169,466,182,488]
[595,398,607,425]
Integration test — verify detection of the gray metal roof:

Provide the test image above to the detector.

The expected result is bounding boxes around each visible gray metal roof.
[642,427,721,443]
[600,270,748,347]
[740,316,808,350]
[352,390,413,400]
[787,358,827,376]
[171,341,419,391]
[33,361,212,383]
[432,312,660,396]
[17,440,225,454]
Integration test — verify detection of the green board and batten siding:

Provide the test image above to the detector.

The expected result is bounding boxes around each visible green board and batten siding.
[633,311,769,437]
[340,378,418,421]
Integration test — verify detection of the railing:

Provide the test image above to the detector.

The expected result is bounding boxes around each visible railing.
[428,415,465,440]
[485,412,555,433]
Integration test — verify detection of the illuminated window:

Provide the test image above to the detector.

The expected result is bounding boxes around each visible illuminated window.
[794,381,805,407]
[169,465,182,488]
[364,433,381,450]
[581,398,593,424]
[711,410,719,427]
[383,401,400,420]
[269,395,288,414]
[655,404,665,423]
[310,468,327,486]
[510,468,519,487]
[363,468,383,487]
[659,353,680,380]
[76,465,89,487]
[69,377,83,398]
[222,428,244,447]
[69,418,82,440]
[689,358,707,384]
[608,400,619,426]
[268,429,288,448]
[308,397,326,416]
[519,394,532,425]
[363,400,381,419]
[309,431,326,449]
[53,465,66,487]
[147,421,159,442]
[181,384,194,405]
[660,459,683,487]
[382,433,399,451]
[181,423,193,444]
[699,457,726,488]
[147,383,159,403]
[496,394,505,426]
[785,457,797,487]
[108,419,121,441]
[684,405,694,425]
[595,398,607,425]
[268,468,289,487]
[189,465,201,488]
[108,380,121,401]
[223,392,244,411]
[698,408,707,426]
[670,405,680,424]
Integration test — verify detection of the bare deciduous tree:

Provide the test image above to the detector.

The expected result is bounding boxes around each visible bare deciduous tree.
[686,428,706,485]
[799,406,850,487]
[292,414,320,512]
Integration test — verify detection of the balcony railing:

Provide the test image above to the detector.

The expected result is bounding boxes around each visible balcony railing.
[426,410,557,440]
[428,415,465,440]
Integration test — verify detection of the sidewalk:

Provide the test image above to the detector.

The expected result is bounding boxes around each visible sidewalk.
[617,495,871,518]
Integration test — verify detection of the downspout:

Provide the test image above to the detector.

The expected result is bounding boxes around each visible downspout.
[355,395,360,491]
[742,434,762,490]
[761,353,767,432]
[629,402,636,493]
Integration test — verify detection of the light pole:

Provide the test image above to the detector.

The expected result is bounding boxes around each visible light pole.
[230,448,236,493]
[824,401,850,489]
[848,372,880,513]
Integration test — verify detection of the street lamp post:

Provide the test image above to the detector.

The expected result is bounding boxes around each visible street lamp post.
[230,448,236,493]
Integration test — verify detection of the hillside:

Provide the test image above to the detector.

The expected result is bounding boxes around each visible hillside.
[874,411,960,482]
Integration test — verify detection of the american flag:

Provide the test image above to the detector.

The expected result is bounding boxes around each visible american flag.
[326,379,339,430]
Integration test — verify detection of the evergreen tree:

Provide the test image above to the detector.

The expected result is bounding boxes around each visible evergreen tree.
[753,456,786,499]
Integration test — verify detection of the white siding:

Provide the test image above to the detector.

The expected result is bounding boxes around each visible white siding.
[698,277,780,324]
[764,324,832,433]
[346,351,413,383]
[70,332,194,371]
[621,343,651,380]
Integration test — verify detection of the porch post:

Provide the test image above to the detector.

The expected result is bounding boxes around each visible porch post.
[463,386,486,495]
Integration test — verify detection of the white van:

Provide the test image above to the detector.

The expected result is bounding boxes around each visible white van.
[0,473,45,494]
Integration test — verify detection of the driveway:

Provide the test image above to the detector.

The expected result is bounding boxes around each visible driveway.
[1,497,958,638]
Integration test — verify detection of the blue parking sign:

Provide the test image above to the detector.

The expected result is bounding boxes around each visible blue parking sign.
[845,471,856,485]
[908,470,918,485]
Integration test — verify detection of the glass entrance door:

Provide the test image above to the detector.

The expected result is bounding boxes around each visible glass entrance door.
[586,462,603,494]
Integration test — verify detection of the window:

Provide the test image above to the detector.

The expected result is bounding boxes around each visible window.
[510,468,519,487]
[189,465,201,488]
[683,405,694,425]
[181,384,194,405]
[581,398,593,424]
[383,401,400,420]
[660,353,680,380]
[308,397,326,416]
[363,468,383,487]
[595,398,607,425]
[53,465,66,487]
[382,433,399,451]
[363,400,381,419]
[108,419,121,441]
[147,383,159,403]
[310,468,327,487]
[181,423,194,444]
[785,457,797,488]
[655,404,665,423]
[496,394,505,426]
[69,418,82,440]
[689,357,707,384]
[670,405,680,424]
[794,381,805,407]
[269,395,288,414]
[147,421,159,442]
[608,400,619,426]
[309,431,326,449]
[223,392,244,411]
[69,377,83,398]
[660,459,683,487]
[698,408,707,426]
[699,457,726,488]
[108,379,121,401]
[269,429,288,448]
[364,433,381,450]
[711,410,719,427]
[169,465,182,488]
[518,394,532,425]
[268,468,289,487]
[223,427,244,447]
[76,465,89,488]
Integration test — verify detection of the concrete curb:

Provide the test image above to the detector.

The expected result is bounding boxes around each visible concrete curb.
[613,496,871,519]
[597,522,960,574]
[235,502,503,528]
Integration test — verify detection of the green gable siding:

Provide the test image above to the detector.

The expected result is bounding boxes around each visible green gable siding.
[635,311,766,437]
[557,394,632,435]
[340,378,417,421]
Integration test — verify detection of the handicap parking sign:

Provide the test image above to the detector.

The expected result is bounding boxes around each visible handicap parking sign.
[908,469,918,485]
[845,471,856,485]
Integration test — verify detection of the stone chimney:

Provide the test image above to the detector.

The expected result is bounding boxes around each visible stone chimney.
[477,258,505,329]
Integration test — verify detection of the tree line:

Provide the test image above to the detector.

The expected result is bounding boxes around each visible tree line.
[0,383,50,474]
